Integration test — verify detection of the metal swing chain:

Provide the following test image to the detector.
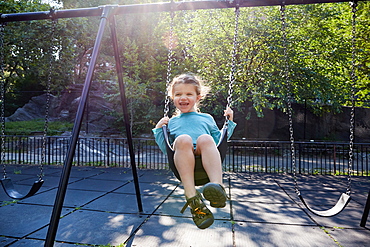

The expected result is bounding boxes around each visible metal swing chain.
[39,18,56,180]
[280,2,299,195]
[346,1,358,195]
[164,8,175,118]
[182,9,194,61]
[0,23,7,179]
[227,5,240,118]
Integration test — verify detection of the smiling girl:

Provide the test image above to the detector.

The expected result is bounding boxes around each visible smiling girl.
[152,73,237,229]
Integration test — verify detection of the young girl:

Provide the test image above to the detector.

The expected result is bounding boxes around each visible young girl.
[152,73,237,229]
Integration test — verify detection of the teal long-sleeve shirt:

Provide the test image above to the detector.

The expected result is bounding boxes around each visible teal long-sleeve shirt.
[152,111,237,154]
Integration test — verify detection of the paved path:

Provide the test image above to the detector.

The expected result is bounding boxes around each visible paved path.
[0,164,369,246]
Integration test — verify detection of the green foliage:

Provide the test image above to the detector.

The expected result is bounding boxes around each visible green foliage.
[96,10,169,135]
[4,120,73,136]
[355,1,370,106]
[1,0,79,115]
[1,0,369,136]
[1,1,54,115]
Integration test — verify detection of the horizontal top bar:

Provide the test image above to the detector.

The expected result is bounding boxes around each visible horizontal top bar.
[0,0,354,23]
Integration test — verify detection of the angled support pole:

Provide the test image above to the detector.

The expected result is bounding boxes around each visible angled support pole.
[45,6,115,246]
[360,189,370,227]
[109,13,143,212]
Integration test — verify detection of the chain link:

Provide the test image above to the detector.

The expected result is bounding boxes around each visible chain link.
[0,24,7,179]
[282,1,357,196]
[227,6,240,114]
[165,2,239,120]
[164,11,175,118]
[39,19,56,180]
[183,10,194,61]
[280,2,299,195]
[347,1,357,195]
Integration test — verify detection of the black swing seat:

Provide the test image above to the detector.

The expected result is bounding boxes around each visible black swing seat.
[162,124,228,186]
[0,178,44,200]
[298,192,351,217]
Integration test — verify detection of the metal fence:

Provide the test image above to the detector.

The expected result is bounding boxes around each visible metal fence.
[226,141,369,176]
[1,135,369,176]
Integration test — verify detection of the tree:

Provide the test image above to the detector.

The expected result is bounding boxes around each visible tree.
[1,0,369,137]
[1,0,61,115]
[355,1,370,106]
[280,2,369,113]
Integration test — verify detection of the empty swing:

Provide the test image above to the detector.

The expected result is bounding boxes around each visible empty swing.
[161,6,240,186]
[280,2,357,217]
[0,19,55,200]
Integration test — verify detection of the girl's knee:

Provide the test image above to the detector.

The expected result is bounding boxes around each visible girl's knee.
[197,134,216,147]
[174,134,193,149]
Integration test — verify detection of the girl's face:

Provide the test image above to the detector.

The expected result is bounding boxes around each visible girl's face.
[172,83,201,113]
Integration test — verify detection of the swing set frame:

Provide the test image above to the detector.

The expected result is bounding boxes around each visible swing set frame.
[0,1,368,246]
[0,0,358,23]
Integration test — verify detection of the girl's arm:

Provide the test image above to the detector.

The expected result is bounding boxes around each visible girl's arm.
[152,116,170,154]
[227,120,237,140]
[152,127,167,154]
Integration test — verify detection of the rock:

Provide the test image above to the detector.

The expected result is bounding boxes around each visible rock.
[7,83,122,135]
[7,94,57,121]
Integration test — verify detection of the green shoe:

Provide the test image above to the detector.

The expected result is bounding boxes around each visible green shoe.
[202,183,228,208]
[180,191,214,229]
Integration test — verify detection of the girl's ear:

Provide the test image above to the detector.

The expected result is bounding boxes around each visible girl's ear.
[197,94,202,102]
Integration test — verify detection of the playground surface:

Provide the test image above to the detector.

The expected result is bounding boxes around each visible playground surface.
[0,164,369,247]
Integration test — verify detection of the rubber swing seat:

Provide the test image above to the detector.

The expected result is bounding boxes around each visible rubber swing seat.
[298,192,351,217]
[1,178,44,200]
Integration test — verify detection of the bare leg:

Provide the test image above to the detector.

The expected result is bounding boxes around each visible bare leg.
[195,134,223,185]
[195,134,227,208]
[173,135,197,198]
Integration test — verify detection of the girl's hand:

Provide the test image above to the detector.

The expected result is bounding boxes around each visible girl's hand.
[155,117,169,129]
[224,107,234,122]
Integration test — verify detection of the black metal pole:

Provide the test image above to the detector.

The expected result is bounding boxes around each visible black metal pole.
[44,6,113,247]
[0,0,355,23]
[360,189,370,227]
[109,14,143,212]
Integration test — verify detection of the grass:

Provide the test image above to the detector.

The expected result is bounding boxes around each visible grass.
[4,120,73,136]
[13,169,22,174]
[0,200,19,207]
[334,171,370,176]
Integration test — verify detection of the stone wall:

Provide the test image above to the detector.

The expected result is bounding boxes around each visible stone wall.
[237,103,370,142]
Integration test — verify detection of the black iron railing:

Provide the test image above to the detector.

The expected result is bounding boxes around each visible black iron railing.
[226,141,369,176]
[0,136,369,175]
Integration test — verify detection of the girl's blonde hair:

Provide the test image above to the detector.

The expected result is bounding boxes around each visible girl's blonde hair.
[168,73,210,113]
[168,73,210,99]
